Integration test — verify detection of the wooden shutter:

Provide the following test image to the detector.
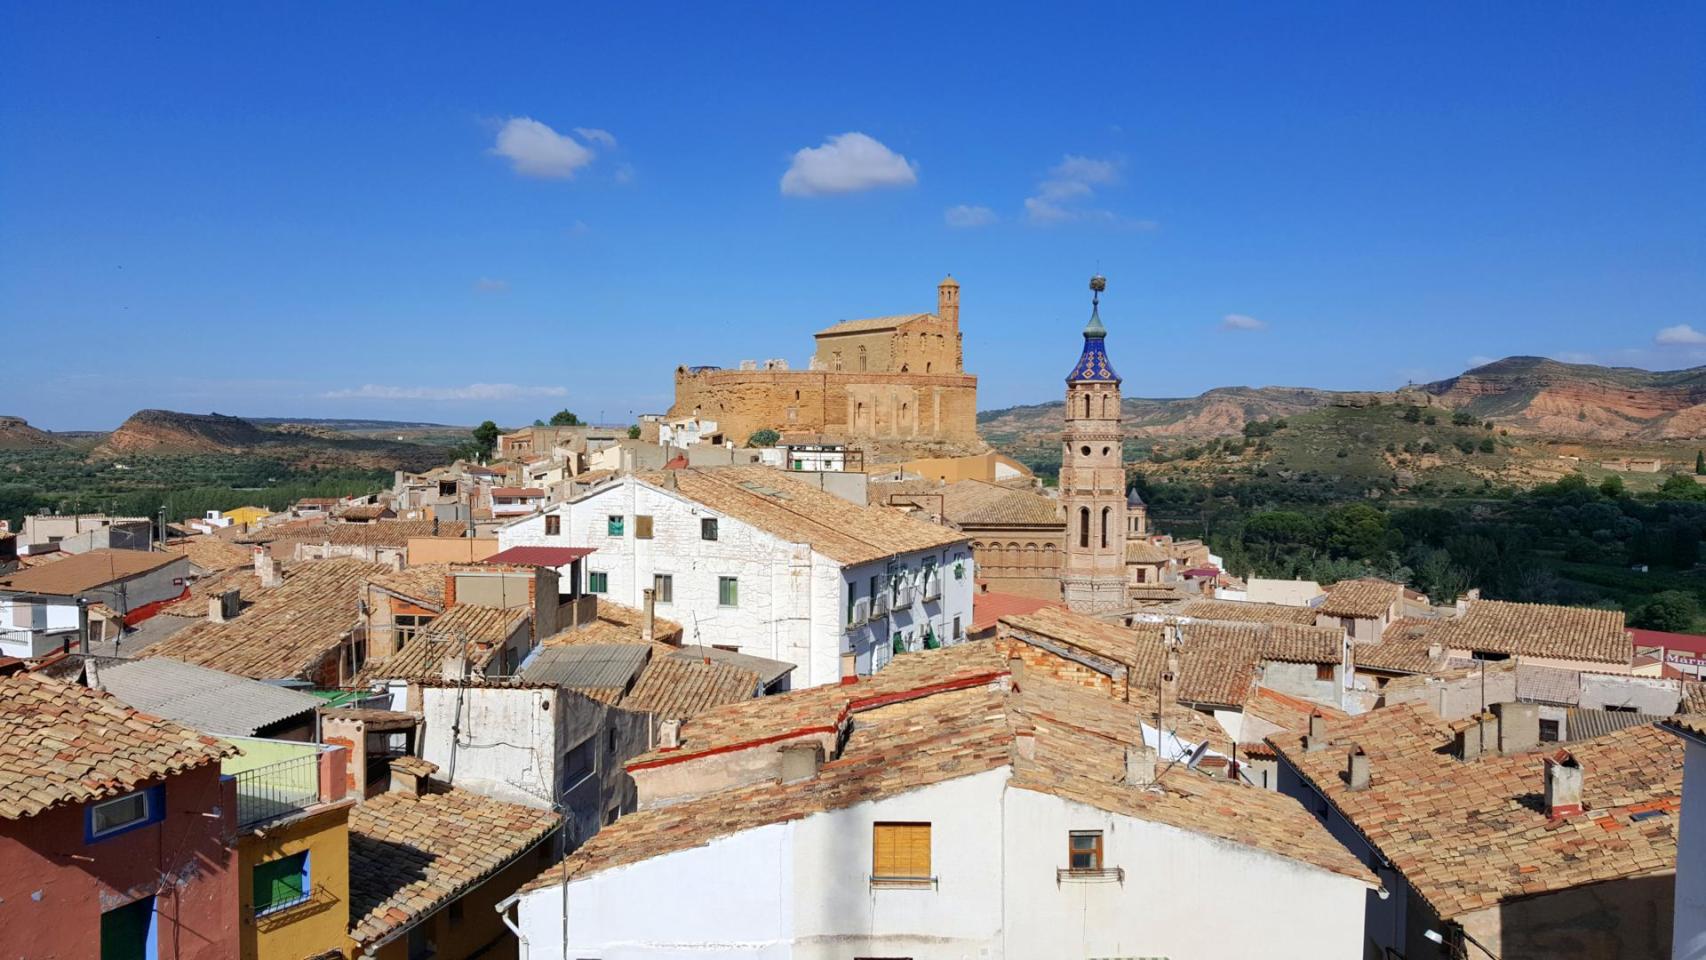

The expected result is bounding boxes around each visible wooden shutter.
[636,515,654,539]
[872,822,931,877]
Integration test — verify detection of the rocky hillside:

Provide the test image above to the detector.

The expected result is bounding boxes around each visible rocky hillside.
[1424,357,1706,439]
[981,357,1706,446]
[91,409,447,470]
[0,416,64,450]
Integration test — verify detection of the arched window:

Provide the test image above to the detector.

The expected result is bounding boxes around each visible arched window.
[1079,508,1090,548]
[1102,394,1111,417]
[859,346,868,372]
[832,351,843,371]
[926,361,932,373]
[1101,507,1111,548]
[1082,394,1091,418]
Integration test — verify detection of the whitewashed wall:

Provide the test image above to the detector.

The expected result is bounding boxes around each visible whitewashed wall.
[418,685,560,810]
[501,476,973,688]
[520,767,1371,959]
[1674,737,1706,959]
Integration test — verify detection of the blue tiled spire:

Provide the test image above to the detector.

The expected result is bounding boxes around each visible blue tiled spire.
[1067,276,1120,384]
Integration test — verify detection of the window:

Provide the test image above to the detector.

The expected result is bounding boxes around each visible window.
[394,613,434,649]
[607,515,624,537]
[1315,663,1334,681]
[562,737,595,791]
[718,577,739,607]
[253,851,310,916]
[653,574,673,603]
[544,514,561,536]
[635,515,654,539]
[1100,507,1109,548]
[953,615,962,641]
[608,728,618,754]
[1078,508,1090,548]
[847,582,858,624]
[1540,719,1561,742]
[869,574,879,604]
[701,517,719,541]
[586,571,608,594]
[101,896,154,960]
[872,822,931,879]
[502,645,518,676]
[605,805,620,826]
[88,788,160,841]
[1068,831,1103,871]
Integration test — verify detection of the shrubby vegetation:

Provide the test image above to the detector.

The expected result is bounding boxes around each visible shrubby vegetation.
[1138,468,1706,630]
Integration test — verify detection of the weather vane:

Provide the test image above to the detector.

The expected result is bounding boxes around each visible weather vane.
[1090,273,1106,309]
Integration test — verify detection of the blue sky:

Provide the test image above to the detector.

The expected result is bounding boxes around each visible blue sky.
[2,3,1702,430]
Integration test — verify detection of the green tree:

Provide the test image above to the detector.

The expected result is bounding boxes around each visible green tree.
[1633,591,1699,632]
[747,428,781,447]
[471,420,500,458]
[548,410,582,426]
[1599,474,1625,499]
[1477,437,1496,454]
[1696,450,1704,475]
[1661,473,1703,500]
[1401,406,1422,423]
[627,425,642,439]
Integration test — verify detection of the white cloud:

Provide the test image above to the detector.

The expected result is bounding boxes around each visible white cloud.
[1220,313,1266,332]
[944,204,997,228]
[325,383,568,401]
[780,132,918,197]
[474,277,509,293]
[1656,324,1706,346]
[1023,154,1134,225]
[1466,355,1495,368]
[573,127,617,148]
[491,117,601,179]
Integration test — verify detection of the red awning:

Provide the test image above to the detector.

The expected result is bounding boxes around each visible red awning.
[481,546,596,567]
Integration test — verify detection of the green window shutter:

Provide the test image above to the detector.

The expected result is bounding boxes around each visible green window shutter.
[254,852,308,914]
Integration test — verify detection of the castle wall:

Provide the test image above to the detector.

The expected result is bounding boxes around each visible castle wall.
[670,369,978,445]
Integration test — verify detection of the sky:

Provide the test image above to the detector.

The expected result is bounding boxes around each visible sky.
[2,3,1702,430]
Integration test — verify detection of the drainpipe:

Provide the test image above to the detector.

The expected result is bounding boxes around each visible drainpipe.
[494,893,529,960]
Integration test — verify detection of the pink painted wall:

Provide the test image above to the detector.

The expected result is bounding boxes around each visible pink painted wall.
[0,764,239,959]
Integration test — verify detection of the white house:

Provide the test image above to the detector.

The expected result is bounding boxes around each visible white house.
[498,466,975,688]
[1666,716,1706,959]
[658,415,720,448]
[503,643,1377,959]
[0,549,189,658]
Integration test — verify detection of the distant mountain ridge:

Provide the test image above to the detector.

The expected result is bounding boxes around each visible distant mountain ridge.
[89,409,447,470]
[980,356,1706,443]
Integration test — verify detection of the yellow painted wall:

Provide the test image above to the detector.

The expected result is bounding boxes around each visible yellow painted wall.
[224,506,273,525]
[238,801,354,960]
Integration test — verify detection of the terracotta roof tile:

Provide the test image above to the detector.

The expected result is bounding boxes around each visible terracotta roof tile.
[0,549,183,596]
[356,604,529,683]
[539,601,684,648]
[1271,703,1680,919]
[366,564,450,609]
[523,663,1373,894]
[621,656,760,720]
[0,672,235,819]
[348,787,560,948]
[159,536,253,573]
[140,558,387,679]
[814,312,932,337]
[1174,598,1322,626]
[1354,617,1443,674]
[1318,578,1403,619]
[1428,599,1631,664]
[631,467,967,566]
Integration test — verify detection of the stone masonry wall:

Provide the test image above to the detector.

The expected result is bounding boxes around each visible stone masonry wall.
[669,369,978,446]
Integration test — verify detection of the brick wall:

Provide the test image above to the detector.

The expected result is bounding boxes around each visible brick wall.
[669,369,978,445]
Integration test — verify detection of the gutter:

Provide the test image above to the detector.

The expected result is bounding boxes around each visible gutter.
[494,892,528,960]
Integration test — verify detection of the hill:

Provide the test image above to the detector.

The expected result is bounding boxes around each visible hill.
[90,409,448,471]
[979,356,1706,487]
[0,416,65,450]
[1424,356,1706,439]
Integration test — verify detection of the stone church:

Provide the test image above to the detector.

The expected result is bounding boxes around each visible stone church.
[668,277,980,448]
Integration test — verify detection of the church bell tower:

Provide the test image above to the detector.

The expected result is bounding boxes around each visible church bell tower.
[1059,275,1129,613]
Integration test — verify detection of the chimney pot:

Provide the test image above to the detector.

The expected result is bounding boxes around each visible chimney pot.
[1545,749,1585,818]
[778,742,823,783]
[1456,713,1490,760]
[1124,744,1158,787]
[658,718,682,749]
[1347,747,1371,791]
[1305,711,1328,752]
[840,651,858,685]
[1492,701,1540,755]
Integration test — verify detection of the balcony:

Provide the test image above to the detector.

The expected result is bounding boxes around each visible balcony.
[221,738,348,830]
[871,592,891,617]
[848,597,871,627]
[921,572,942,602]
[892,583,915,609]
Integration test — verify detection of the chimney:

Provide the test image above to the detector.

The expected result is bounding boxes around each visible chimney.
[1544,749,1584,818]
[1124,744,1157,787]
[1492,701,1539,755]
[209,589,239,623]
[1304,711,1328,752]
[443,573,458,609]
[254,552,282,588]
[641,588,656,644]
[657,718,682,749]
[431,515,440,537]
[1456,713,1491,760]
[840,651,858,685]
[1347,747,1371,791]
[778,742,823,783]
[389,757,438,797]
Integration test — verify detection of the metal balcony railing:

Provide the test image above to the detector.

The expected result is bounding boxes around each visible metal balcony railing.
[234,755,322,828]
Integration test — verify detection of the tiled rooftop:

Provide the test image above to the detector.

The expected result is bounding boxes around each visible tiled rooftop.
[159,535,253,573]
[620,655,761,720]
[348,786,560,948]
[522,663,1374,894]
[356,604,529,683]
[1317,578,1403,619]
[1174,598,1323,626]
[1271,702,1681,920]
[1353,617,1443,674]
[0,548,182,596]
[632,467,968,566]
[0,671,235,819]
[366,564,450,608]
[814,312,933,337]
[538,600,684,647]
[1428,599,1632,665]
[140,557,387,679]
